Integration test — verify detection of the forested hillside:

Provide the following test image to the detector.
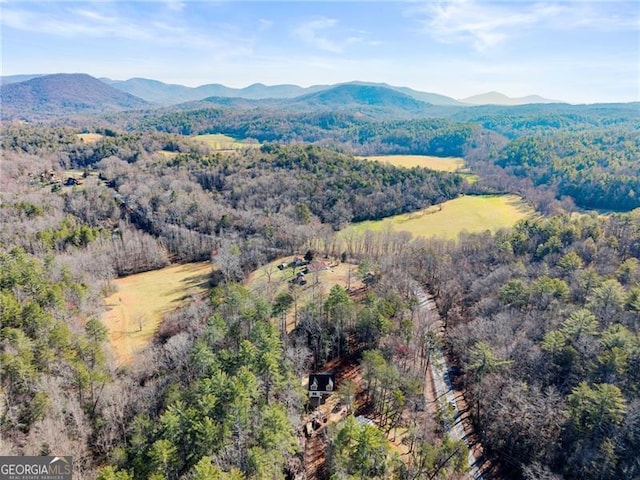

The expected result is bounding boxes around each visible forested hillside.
[0,248,110,465]
[0,74,149,120]
[115,102,640,214]
[2,127,465,264]
[497,130,640,211]
[130,109,478,157]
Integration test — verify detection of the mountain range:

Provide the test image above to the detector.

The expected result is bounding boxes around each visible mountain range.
[99,77,327,105]
[0,72,566,120]
[98,77,468,107]
[461,91,560,106]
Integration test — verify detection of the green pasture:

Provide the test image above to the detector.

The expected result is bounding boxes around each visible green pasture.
[193,133,260,151]
[342,194,534,241]
[357,154,466,173]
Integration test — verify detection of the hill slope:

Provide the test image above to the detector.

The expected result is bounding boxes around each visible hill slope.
[293,84,430,113]
[344,81,463,106]
[100,77,198,105]
[0,74,46,86]
[174,84,441,118]
[460,91,559,105]
[1,73,149,119]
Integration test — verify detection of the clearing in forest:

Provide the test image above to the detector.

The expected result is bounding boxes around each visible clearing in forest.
[246,256,364,333]
[193,133,260,151]
[342,194,534,240]
[76,133,104,144]
[358,154,466,173]
[157,150,179,159]
[102,261,212,364]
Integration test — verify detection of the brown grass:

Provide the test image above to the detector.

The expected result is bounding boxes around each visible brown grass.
[358,155,466,173]
[76,133,103,144]
[157,150,179,159]
[102,262,212,364]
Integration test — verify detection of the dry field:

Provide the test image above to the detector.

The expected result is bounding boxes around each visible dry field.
[357,154,466,172]
[157,150,179,159]
[76,133,104,144]
[102,262,212,364]
[342,194,534,241]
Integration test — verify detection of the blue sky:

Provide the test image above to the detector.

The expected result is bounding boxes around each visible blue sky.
[1,1,638,103]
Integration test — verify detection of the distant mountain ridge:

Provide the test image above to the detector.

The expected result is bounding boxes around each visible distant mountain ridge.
[460,91,560,106]
[0,73,581,121]
[0,73,149,120]
[100,77,329,105]
[0,74,46,86]
[175,83,458,120]
[100,77,463,106]
[0,73,442,120]
[1,72,563,109]
[293,84,429,111]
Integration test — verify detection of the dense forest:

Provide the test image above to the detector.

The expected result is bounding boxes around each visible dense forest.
[496,130,640,211]
[1,99,639,479]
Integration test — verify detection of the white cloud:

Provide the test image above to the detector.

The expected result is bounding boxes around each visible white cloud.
[410,0,555,52]
[291,17,379,53]
[292,17,345,53]
[409,0,640,52]
[258,18,273,31]
[165,1,185,12]
[0,3,253,55]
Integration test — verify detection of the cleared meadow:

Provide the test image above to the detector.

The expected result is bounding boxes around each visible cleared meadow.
[157,150,179,159]
[76,133,104,144]
[102,262,212,363]
[342,194,533,240]
[358,154,466,172]
[193,133,260,151]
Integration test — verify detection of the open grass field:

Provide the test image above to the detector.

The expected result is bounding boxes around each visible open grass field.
[342,194,534,241]
[102,262,212,364]
[63,169,86,178]
[157,150,179,159]
[246,256,363,333]
[76,133,104,144]
[193,133,260,151]
[357,154,466,173]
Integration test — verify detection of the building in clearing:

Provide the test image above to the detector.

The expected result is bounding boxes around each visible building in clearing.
[308,372,335,406]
